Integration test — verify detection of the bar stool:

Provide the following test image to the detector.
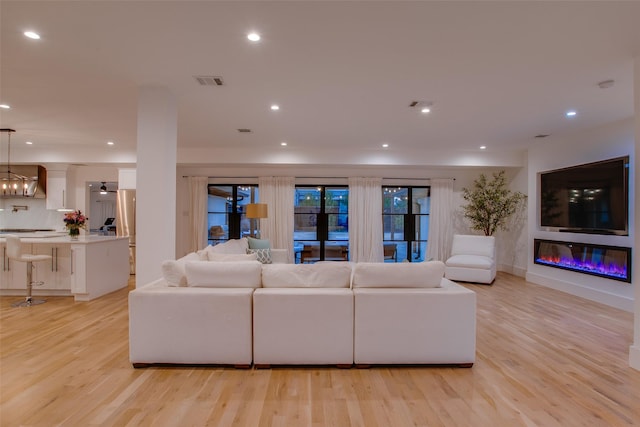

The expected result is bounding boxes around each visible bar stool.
[6,235,52,307]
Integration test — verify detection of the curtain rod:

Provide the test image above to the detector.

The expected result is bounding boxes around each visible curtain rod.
[183,175,454,180]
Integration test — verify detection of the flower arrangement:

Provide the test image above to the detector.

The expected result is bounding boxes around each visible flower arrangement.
[63,210,88,239]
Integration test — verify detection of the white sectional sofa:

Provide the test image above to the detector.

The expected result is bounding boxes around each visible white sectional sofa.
[129,245,476,368]
[129,261,262,367]
[253,262,354,366]
[352,262,476,366]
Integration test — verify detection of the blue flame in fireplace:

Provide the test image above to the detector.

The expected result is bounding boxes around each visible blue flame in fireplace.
[535,253,629,281]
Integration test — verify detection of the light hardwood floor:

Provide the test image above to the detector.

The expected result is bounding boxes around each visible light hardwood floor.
[1,273,639,427]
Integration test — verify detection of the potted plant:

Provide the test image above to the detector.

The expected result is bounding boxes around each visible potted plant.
[461,171,526,236]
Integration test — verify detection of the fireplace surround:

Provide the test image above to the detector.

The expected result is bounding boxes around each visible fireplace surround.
[534,239,631,283]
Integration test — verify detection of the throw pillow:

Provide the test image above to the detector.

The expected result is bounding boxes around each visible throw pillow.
[161,252,201,286]
[247,236,271,249]
[205,238,249,255]
[247,248,272,264]
[208,252,258,262]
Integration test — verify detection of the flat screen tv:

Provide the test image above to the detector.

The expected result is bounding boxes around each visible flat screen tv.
[539,156,629,235]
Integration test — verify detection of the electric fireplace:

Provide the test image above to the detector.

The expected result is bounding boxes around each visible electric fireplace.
[534,239,631,283]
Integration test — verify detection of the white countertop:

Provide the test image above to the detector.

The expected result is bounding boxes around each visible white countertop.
[0,233,129,244]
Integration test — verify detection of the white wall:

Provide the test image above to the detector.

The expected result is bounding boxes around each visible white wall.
[526,118,635,311]
[495,165,529,277]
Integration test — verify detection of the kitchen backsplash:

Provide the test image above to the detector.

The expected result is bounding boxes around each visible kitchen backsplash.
[0,199,68,231]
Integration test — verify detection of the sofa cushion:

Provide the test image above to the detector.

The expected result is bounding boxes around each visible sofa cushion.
[161,252,201,287]
[445,254,494,269]
[450,235,495,258]
[352,261,445,288]
[261,262,352,288]
[247,237,271,249]
[247,248,272,264]
[208,252,258,262]
[195,247,210,260]
[205,238,249,256]
[185,260,262,288]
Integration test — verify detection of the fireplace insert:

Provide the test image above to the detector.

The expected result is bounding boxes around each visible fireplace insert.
[534,239,631,283]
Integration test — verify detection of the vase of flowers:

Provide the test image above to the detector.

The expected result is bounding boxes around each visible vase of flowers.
[64,210,88,240]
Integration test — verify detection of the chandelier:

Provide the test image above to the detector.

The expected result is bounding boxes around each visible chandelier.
[1,128,32,197]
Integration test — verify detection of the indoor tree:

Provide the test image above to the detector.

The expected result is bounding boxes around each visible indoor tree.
[461,171,526,236]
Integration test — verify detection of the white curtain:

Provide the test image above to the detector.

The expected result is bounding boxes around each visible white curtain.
[98,200,116,225]
[348,177,383,262]
[188,176,209,252]
[258,176,295,263]
[426,178,454,261]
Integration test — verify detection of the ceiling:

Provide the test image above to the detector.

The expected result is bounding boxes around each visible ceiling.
[1,1,639,166]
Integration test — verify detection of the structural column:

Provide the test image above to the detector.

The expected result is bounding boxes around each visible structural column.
[136,86,177,286]
[631,57,640,371]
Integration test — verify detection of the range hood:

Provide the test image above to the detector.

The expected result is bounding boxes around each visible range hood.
[1,165,47,198]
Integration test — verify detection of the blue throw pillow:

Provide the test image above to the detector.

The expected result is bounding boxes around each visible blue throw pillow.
[247,237,270,249]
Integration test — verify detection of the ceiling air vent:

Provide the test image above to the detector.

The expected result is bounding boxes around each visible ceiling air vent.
[535,134,550,139]
[237,128,252,133]
[194,75,224,86]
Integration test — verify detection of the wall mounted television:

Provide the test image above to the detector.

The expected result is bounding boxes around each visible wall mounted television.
[539,156,629,235]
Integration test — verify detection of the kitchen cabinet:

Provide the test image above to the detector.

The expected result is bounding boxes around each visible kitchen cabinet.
[69,237,130,300]
[0,235,129,301]
[32,243,72,290]
[0,246,25,290]
[46,169,74,210]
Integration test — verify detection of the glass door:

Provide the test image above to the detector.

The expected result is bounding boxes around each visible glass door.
[294,186,349,263]
[382,186,430,262]
[207,185,259,245]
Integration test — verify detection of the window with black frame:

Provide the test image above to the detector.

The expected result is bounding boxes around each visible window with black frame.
[294,186,349,263]
[207,185,260,245]
[382,186,430,262]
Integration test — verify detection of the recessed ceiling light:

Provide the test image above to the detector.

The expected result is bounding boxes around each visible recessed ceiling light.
[107,141,114,145]
[480,145,487,150]
[382,143,389,148]
[566,110,577,117]
[280,142,287,146]
[25,141,33,145]
[0,104,10,109]
[271,104,280,111]
[24,31,40,40]
[421,107,431,114]
[247,32,261,42]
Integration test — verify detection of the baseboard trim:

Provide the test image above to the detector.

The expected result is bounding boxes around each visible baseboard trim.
[630,345,640,371]
[497,264,526,278]
[0,289,72,297]
[525,271,633,312]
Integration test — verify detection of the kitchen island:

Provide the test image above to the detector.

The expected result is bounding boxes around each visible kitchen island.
[1,234,130,301]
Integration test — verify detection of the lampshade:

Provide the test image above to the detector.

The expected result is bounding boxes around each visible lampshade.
[246,203,268,219]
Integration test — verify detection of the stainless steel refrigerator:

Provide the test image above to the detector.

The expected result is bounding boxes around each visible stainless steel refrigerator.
[116,189,136,275]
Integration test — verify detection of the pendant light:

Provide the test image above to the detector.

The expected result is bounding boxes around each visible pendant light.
[1,128,29,197]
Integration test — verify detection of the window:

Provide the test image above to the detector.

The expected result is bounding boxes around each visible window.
[382,186,430,262]
[207,185,259,245]
[294,186,349,263]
